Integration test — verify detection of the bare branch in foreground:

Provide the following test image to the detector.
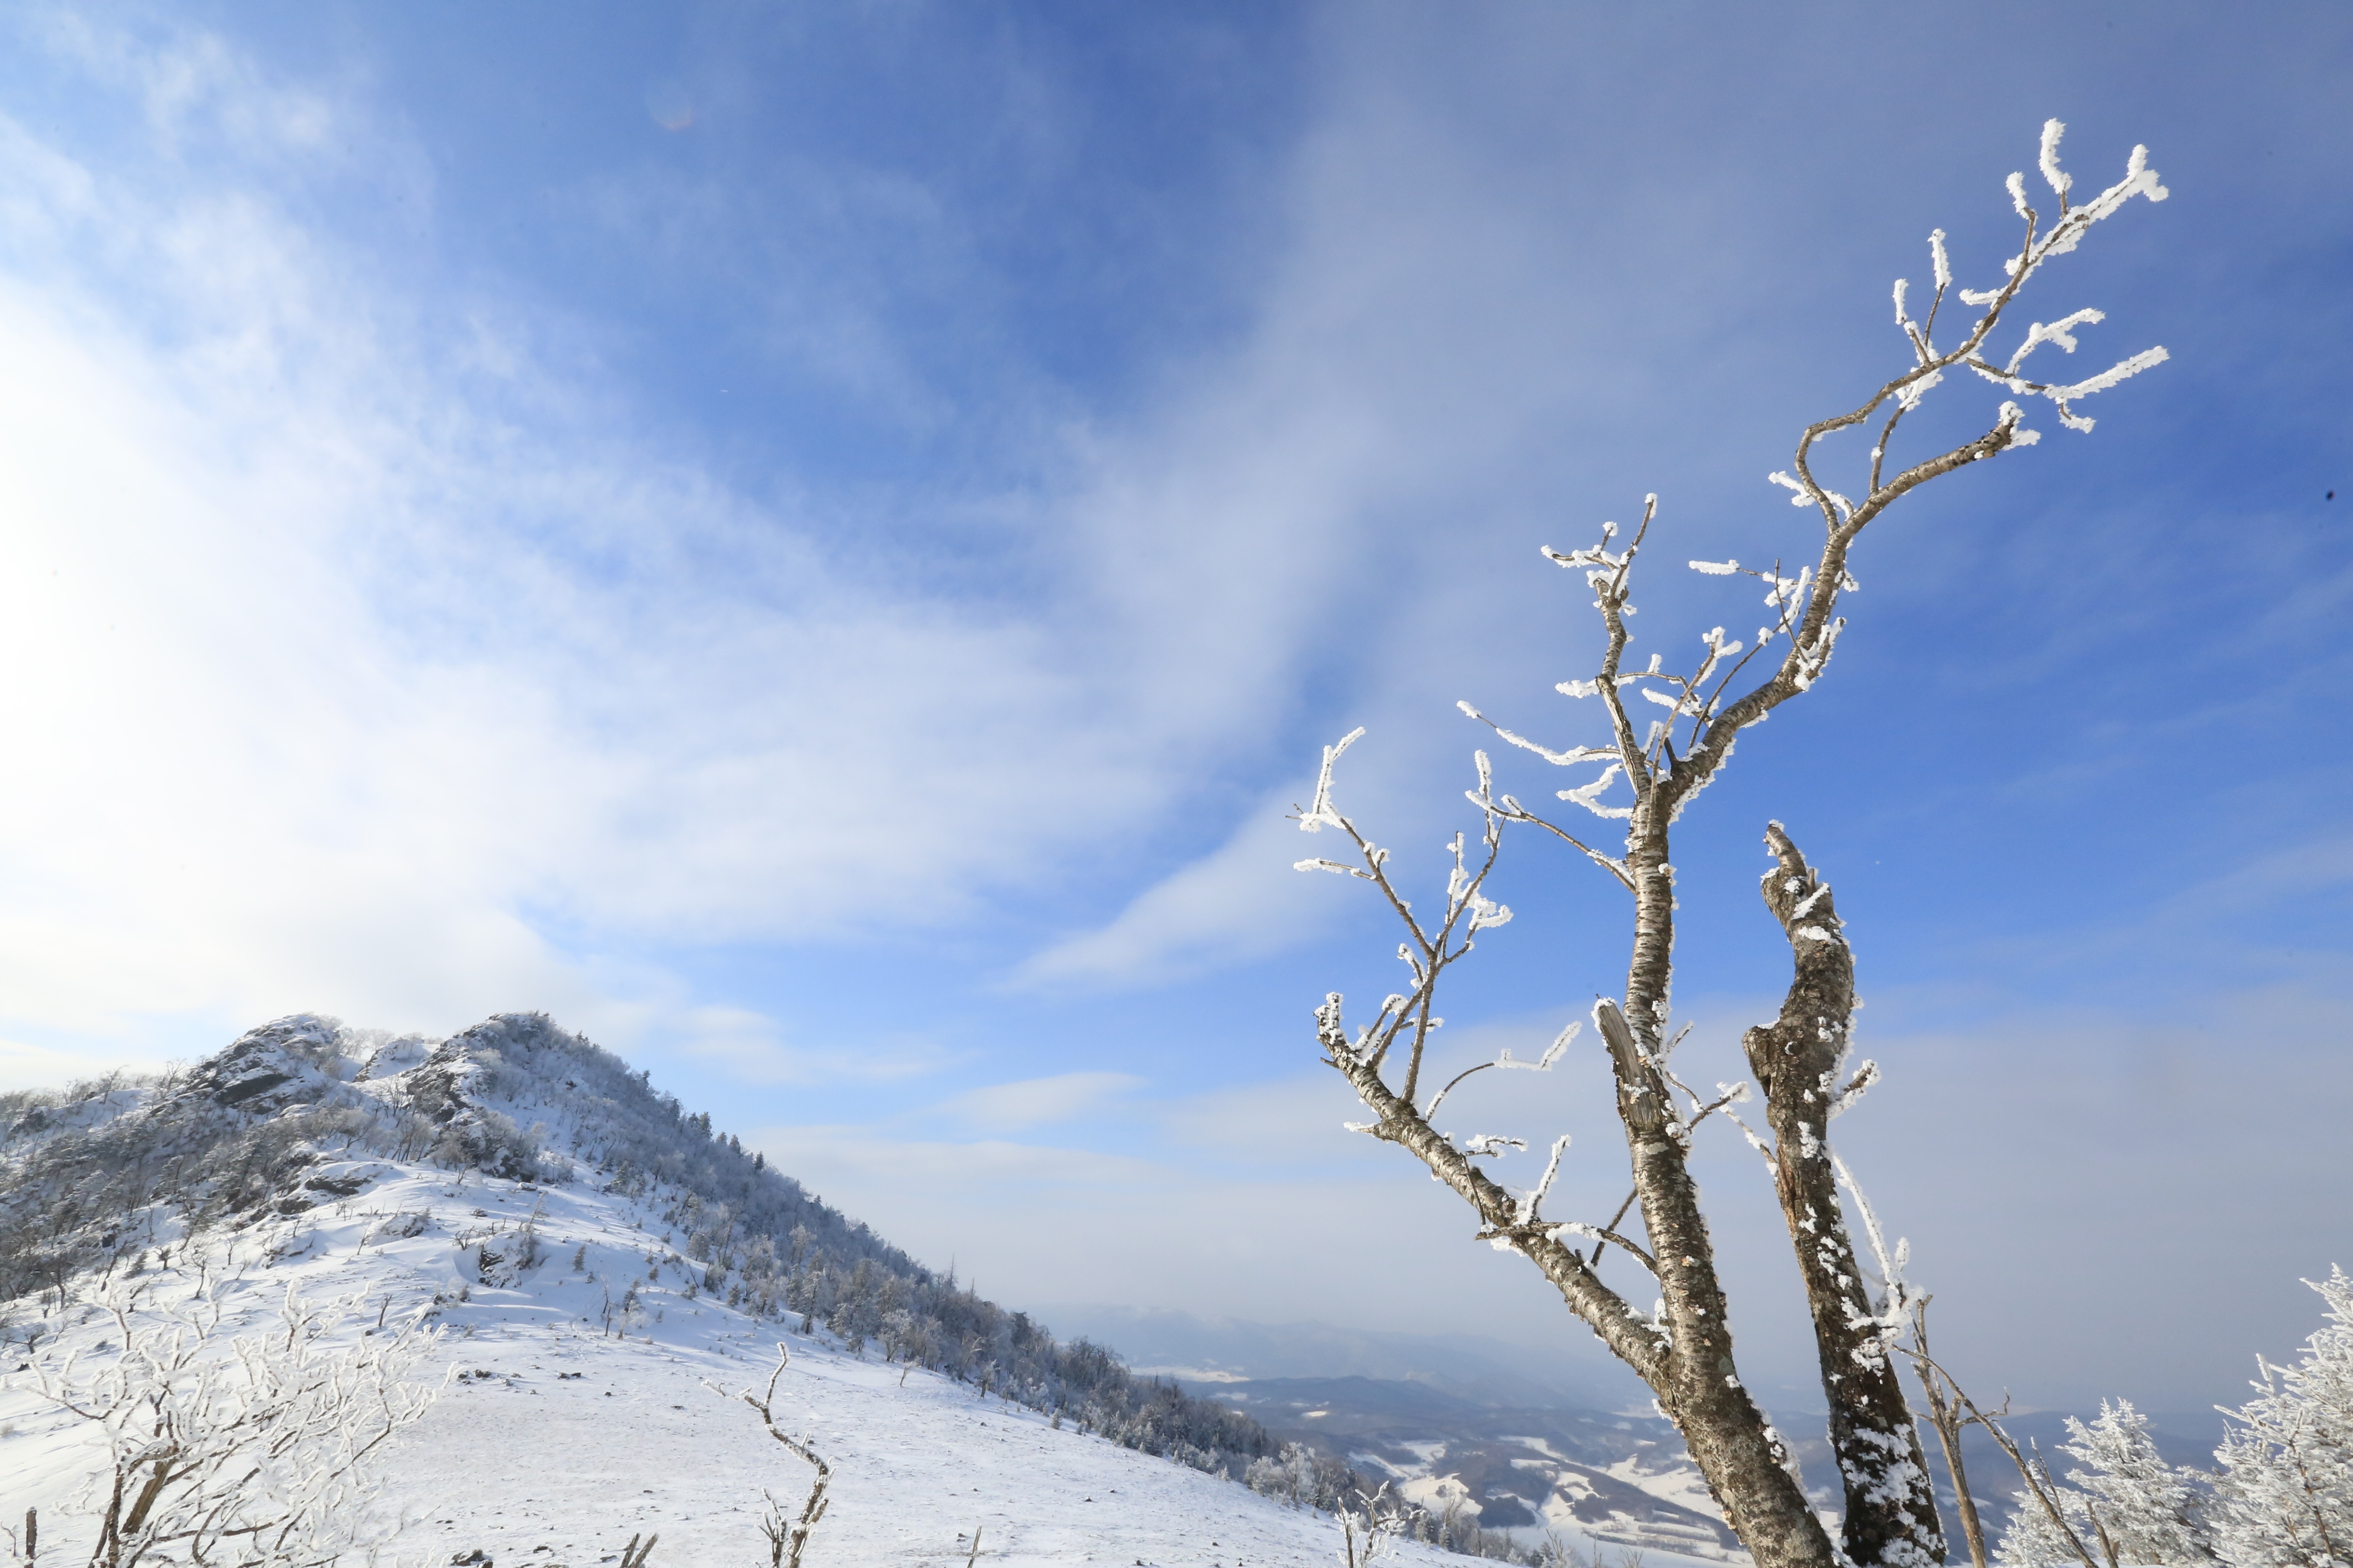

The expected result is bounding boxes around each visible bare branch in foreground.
[1899,1310,2102,1568]
[31,1275,444,1568]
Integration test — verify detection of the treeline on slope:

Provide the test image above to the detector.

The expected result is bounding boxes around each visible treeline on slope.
[0,1013,1275,1483]
[401,1014,1545,1553]
[439,1014,1276,1477]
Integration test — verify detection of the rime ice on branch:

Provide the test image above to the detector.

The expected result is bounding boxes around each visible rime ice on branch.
[1291,123,2169,1568]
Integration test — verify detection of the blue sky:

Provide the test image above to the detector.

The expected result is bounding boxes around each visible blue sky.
[2,2,2348,1419]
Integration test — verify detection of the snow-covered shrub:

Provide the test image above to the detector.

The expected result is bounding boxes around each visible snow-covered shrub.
[30,1275,445,1567]
[430,1106,556,1182]
[1245,1443,1358,1512]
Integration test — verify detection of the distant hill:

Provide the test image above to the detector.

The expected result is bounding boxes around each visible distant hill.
[1032,1305,1737,1555]
[1031,1305,2234,1558]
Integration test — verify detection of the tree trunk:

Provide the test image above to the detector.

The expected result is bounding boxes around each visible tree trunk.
[1605,820,1841,1568]
[1745,823,1944,1568]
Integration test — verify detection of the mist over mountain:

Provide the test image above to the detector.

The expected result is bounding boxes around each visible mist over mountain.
[1029,1304,2237,1555]
[1032,1305,1641,1410]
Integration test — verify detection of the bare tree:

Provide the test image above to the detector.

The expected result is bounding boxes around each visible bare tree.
[1295,123,2169,1568]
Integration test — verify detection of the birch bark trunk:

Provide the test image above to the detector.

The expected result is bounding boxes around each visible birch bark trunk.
[1745,823,1944,1568]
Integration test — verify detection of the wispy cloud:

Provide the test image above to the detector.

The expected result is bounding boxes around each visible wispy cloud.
[0,5,1634,1053]
[1013,792,1343,988]
[940,1071,1146,1134]
[670,1007,953,1088]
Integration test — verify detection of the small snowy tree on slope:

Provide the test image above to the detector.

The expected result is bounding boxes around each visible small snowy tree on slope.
[1297,123,2169,1568]
[1991,1402,2209,1568]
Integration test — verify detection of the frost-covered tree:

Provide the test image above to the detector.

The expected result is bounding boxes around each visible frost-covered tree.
[31,1275,444,1567]
[2207,1267,2353,1568]
[1247,1442,1358,1512]
[1995,1451,2094,1568]
[1991,1402,2209,1568]
[1295,123,2170,1568]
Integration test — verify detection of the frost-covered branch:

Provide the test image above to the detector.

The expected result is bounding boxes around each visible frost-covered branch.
[1462,126,2167,860]
[1295,744,1667,1383]
[1897,1308,2102,1568]
[1336,1483,1417,1568]
[1294,746,1511,1106]
[708,1344,832,1568]
[1542,1220,1657,1277]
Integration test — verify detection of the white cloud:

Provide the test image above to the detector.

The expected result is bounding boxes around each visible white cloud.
[738,1114,1582,1341]
[0,1033,155,1091]
[0,8,1578,1055]
[940,1071,1146,1134]
[1153,1072,1388,1166]
[9,4,1627,1064]
[745,1124,1165,1208]
[674,1006,953,1088]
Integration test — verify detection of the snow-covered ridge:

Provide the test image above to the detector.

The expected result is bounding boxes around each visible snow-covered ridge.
[2,1013,1271,1478]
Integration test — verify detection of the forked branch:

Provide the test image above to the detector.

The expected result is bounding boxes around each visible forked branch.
[1742,823,1942,1568]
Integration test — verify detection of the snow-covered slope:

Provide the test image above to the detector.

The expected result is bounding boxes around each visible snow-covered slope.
[0,1156,1728,1568]
[0,1017,1733,1568]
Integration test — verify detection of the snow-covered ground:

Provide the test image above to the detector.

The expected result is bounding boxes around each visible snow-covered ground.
[2,1157,1727,1568]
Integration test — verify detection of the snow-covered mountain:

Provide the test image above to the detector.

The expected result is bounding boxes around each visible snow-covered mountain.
[1193,1376,1739,1558]
[0,1014,1735,1568]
